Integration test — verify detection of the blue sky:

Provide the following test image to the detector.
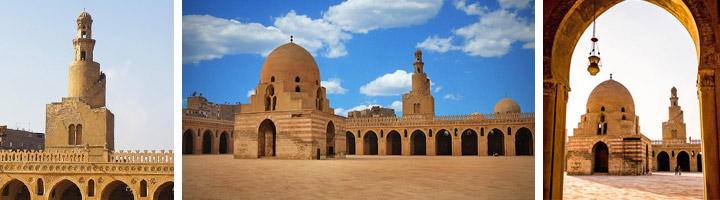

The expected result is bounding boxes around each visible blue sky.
[0,1,173,150]
[182,0,534,116]
[566,1,700,141]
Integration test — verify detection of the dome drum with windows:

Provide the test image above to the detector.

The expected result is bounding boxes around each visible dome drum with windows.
[241,40,333,114]
[575,79,641,136]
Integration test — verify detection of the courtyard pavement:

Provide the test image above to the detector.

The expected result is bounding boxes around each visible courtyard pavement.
[183,155,534,199]
[564,172,703,199]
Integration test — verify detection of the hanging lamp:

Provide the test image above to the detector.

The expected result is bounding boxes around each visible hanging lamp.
[587,0,601,76]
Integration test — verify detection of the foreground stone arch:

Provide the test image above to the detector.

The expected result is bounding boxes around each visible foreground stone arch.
[544,0,720,198]
[1,179,30,200]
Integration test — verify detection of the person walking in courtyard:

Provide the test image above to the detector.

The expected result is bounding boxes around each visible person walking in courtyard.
[675,165,681,175]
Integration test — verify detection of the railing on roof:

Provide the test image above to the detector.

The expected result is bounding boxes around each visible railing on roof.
[0,149,89,162]
[0,149,174,164]
[109,150,174,163]
[346,112,534,127]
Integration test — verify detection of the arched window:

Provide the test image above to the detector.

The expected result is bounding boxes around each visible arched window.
[507,127,511,136]
[81,51,86,61]
[481,128,484,136]
[622,115,626,120]
[68,124,76,145]
[37,178,44,195]
[271,76,275,82]
[601,106,605,111]
[621,107,625,112]
[295,86,300,92]
[140,180,148,197]
[88,179,95,196]
[295,76,300,82]
[76,124,82,145]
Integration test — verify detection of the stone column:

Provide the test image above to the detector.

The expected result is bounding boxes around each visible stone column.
[544,78,569,200]
[506,130,516,156]
[478,131,488,156]
[698,68,720,199]
[427,133,436,156]
[379,133,387,155]
[402,135,410,156]
[453,132,462,156]
[195,130,202,154]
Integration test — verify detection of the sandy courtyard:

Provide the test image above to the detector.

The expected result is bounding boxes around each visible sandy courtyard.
[183,155,534,199]
[563,172,703,199]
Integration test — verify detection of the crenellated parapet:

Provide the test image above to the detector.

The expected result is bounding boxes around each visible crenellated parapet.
[347,112,534,128]
[0,149,173,164]
[109,150,174,163]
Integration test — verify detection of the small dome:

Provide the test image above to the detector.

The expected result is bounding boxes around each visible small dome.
[415,49,422,54]
[586,79,635,113]
[260,42,320,84]
[78,11,92,22]
[494,98,521,114]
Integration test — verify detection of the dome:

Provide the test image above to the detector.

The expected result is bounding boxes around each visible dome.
[259,42,320,84]
[78,11,92,22]
[586,79,635,113]
[494,98,521,114]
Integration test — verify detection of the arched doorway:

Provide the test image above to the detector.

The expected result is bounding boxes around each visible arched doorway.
[363,131,378,155]
[678,151,690,172]
[101,181,134,200]
[698,153,703,172]
[411,130,426,155]
[183,130,194,154]
[658,151,670,171]
[386,131,402,155]
[49,180,81,200]
[327,121,335,156]
[593,142,609,173]
[515,127,533,156]
[219,131,229,154]
[258,119,276,157]
[543,0,719,198]
[346,132,355,155]
[436,129,452,155]
[488,129,504,156]
[461,129,478,155]
[154,181,173,200]
[1,179,30,200]
[202,130,212,154]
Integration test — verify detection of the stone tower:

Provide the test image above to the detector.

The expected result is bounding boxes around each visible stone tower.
[402,49,435,118]
[46,11,114,162]
[662,86,687,142]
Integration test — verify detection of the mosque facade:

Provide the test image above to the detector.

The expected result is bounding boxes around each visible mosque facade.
[566,79,652,175]
[650,87,703,172]
[0,12,173,200]
[181,40,535,159]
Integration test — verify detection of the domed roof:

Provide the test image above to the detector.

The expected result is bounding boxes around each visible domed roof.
[494,98,521,114]
[586,79,635,113]
[260,42,320,84]
[78,11,92,22]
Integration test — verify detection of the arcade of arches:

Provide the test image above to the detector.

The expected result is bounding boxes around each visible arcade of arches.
[182,116,234,155]
[343,126,534,156]
[544,0,720,198]
[0,175,173,200]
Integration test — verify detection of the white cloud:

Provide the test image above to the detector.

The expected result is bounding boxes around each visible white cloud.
[433,85,443,93]
[444,93,462,100]
[334,108,346,116]
[416,35,460,53]
[498,0,532,10]
[323,0,444,33]
[321,78,349,94]
[417,0,534,57]
[183,11,351,64]
[453,0,488,15]
[274,11,351,58]
[455,9,534,57]
[246,89,255,97]
[389,100,403,112]
[182,15,286,64]
[360,70,412,96]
